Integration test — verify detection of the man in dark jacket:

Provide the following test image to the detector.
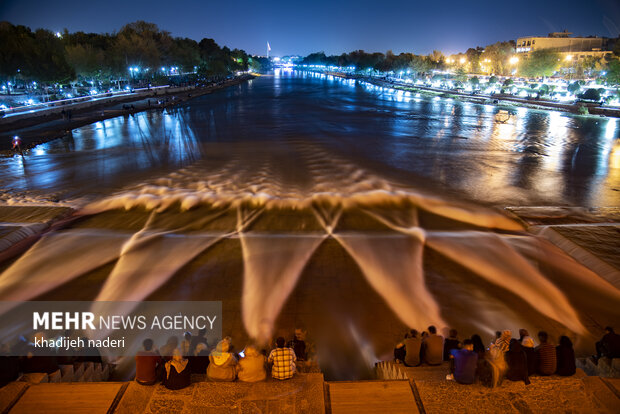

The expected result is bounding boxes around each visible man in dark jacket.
[556,336,576,376]
[595,327,620,361]
[505,339,530,385]
[443,329,461,361]
[287,329,307,361]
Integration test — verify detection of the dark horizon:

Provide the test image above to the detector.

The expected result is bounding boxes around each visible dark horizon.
[1,0,619,57]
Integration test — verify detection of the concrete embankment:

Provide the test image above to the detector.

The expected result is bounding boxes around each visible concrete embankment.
[326,71,620,118]
[0,75,255,153]
[2,368,619,413]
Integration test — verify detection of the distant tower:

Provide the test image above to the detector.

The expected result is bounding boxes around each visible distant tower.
[267,42,271,59]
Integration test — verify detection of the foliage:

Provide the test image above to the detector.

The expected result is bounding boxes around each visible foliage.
[567,81,581,94]
[301,49,443,73]
[519,49,561,78]
[469,76,480,88]
[454,68,467,82]
[249,56,270,72]
[465,47,483,73]
[578,88,602,102]
[577,105,589,115]
[0,22,74,83]
[0,21,249,86]
[479,41,516,75]
[606,57,620,86]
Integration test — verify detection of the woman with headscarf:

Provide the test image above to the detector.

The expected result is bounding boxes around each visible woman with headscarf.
[518,329,535,348]
[494,330,511,353]
[190,342,210,374]
[481,330,510,388]
[237,345,267,382]
[520,332,537,377]
[505,339,530,385]
[207,339,237,381]
[163,348,190,390]
[556,336,576,376]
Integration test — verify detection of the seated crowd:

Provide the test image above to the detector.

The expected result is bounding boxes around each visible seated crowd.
[393,325,620,386]
[0,330,103,387]
[134,328,308,389]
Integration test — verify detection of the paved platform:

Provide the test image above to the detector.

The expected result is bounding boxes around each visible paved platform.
[2,368,620,413]
[114,373,325,414]
[402,363,620,414]
[326,380,418,414]
[7,382,126,414]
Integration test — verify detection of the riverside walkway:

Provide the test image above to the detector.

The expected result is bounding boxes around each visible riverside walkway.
[1,367,619,413]
[0,75,255,153]
[325,71,620,118]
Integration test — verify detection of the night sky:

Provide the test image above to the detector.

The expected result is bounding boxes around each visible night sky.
[1,0,618,56]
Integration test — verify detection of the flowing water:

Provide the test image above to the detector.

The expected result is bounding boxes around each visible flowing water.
[0,70,619,379]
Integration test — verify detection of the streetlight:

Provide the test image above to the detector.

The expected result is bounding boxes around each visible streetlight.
[509,56,519,76]
[565,55,574,80]
[459,57,467,65]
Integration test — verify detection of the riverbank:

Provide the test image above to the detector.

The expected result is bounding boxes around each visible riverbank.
[0,75,255,155]
[326,71,620,118]
[1,367,618,413]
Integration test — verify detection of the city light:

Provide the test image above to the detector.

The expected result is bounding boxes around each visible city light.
[565,55,573,61]
[509,56,519,64]
[459,57,466,64]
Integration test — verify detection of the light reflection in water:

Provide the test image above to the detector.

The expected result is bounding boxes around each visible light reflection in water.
[0,71,617,207]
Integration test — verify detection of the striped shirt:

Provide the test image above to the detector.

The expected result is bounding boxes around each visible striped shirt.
[536,343,557,375]
[268,347,296,380]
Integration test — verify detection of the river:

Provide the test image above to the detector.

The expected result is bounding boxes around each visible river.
[0,70,618,380]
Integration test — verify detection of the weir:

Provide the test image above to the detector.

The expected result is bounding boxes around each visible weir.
[1,158,618,380]
[0,72,618,380]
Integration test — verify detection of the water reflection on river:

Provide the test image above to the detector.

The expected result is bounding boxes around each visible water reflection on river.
[1,70,620,380]
[0,70,618,206]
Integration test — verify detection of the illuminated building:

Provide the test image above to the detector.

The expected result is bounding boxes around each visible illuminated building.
[516,30,613,61]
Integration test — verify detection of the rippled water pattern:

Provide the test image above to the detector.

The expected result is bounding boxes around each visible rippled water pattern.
[0,70,618,206]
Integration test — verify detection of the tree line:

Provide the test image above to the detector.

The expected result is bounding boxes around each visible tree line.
[301,38,620,83]
[0,21,260,87]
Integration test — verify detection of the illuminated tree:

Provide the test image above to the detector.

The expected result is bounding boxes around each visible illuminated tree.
[519,49,561,78]
[480,41,515,75]
[454,68,467,82]
[605,57,620,86]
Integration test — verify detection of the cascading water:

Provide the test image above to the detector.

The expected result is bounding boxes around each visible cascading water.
[0,141,618,380]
